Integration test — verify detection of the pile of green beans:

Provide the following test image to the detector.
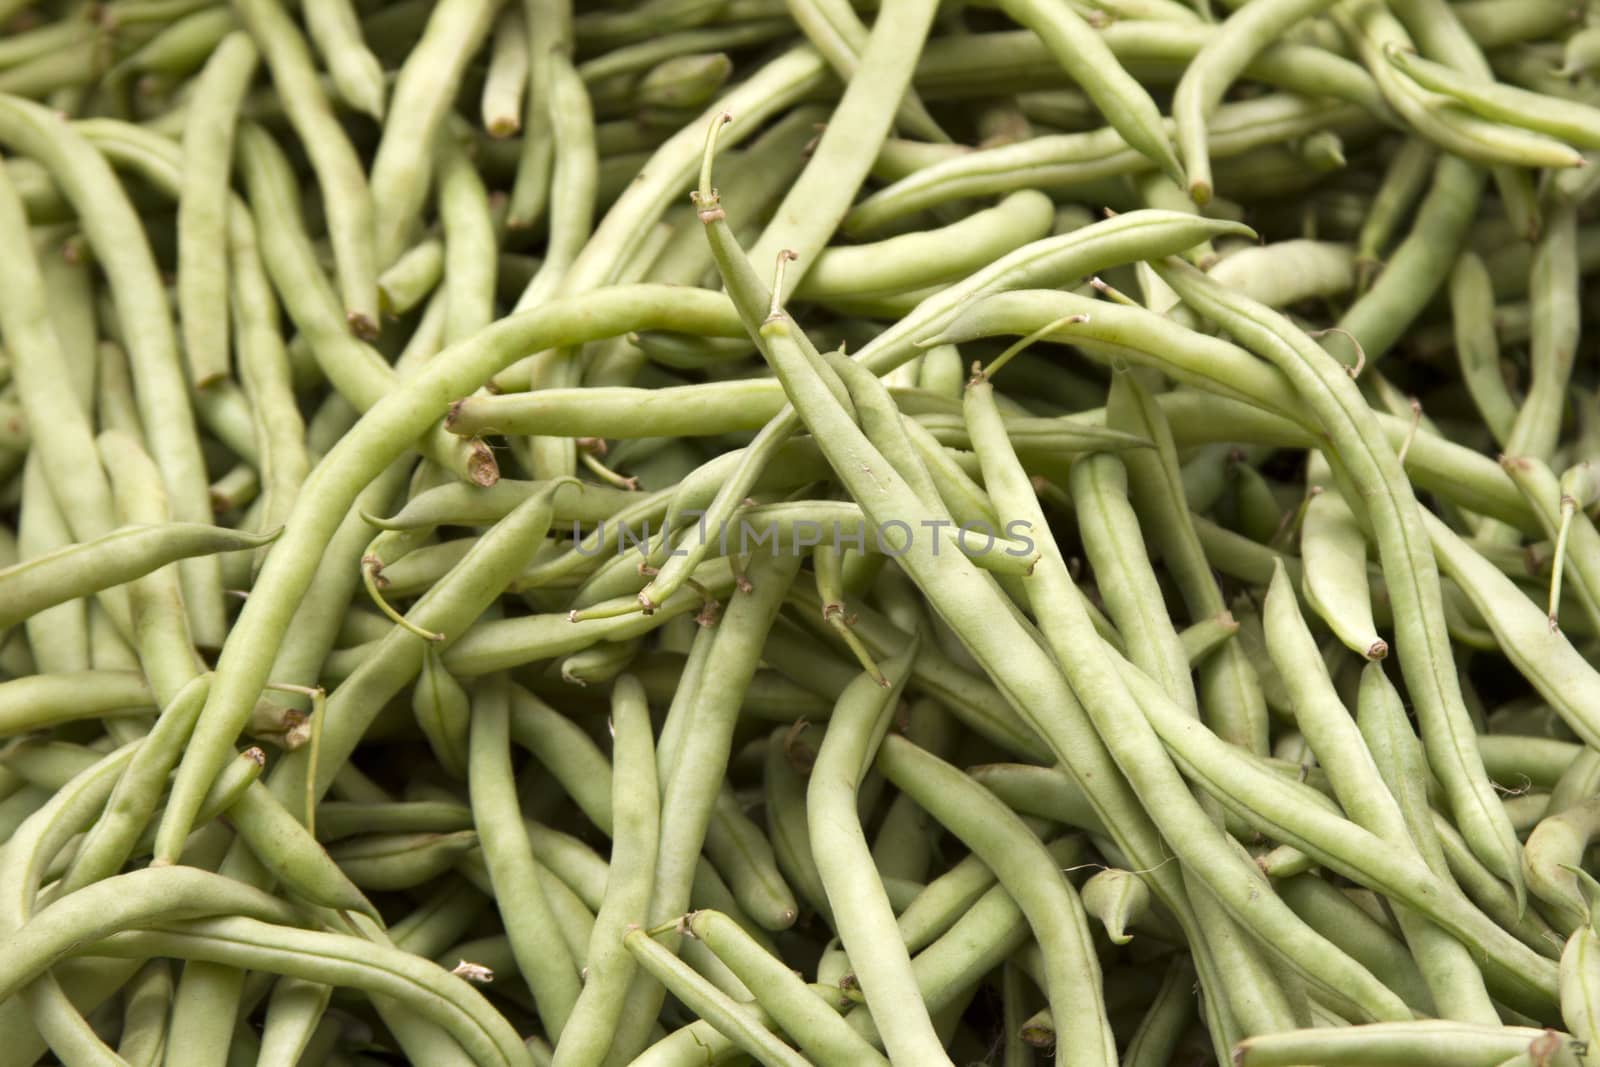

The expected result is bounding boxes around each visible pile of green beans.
[7,0,1600,1064]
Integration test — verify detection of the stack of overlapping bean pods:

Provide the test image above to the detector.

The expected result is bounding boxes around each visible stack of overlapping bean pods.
[5,0,1600,1064]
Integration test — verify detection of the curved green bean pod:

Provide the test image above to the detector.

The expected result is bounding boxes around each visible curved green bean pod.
[551,675,657,1067]
[878,733,1117,1067]
[304,0,386,120]
[231,0,378,335]
[0,522,277,633]
[0,670,153,736]
[1154,257,1526,908]
[1337,156,1484,365]
[808,643,951,1065]
[1522,797,1600,934]
[1174,0,1342,202]
[1388,45,1600,148]
[796,191,1052,301]
[997,0,1181,183]
[0,866,301,1004]
[83,916,536,1067]
[1301,454,1387,660]
[1207,240,1357,309]
[747,0,939,301]
[846,95,1369,232]
[176,31,256,389]
[469,673,581,1039]
[1424,510,1600,751]
[1235,1022,1578,1066]
[623,928,810,1067]
[1080,869,1151,946]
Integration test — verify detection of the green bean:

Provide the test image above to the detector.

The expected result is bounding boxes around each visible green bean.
[1388,46,1600,148]
[232,0,379,335]
[0,522,276,634]
[468,672,581,1039]
[687,908,889,1067]
[0,670,152,737]
[848,95,1370,232]
[1503,456,1600,636]
[974,368,1434,1025]
[304,0,385,120]
[1423,510,1600,752]
[116,960,172,1067]
[1155,256,1526,907]
[1340,154,1489,365]
[0,865,302,1006]
[256,977,333,1067]
[705,785,798,932]
[108,6,235,83]
[997,0,1181,184]
[804,642,951,1065]
[1563,922,1600,1065]
[1276,874,1434,1014]
[548,675,656,1067]
[176,31,256,389]
[1073,451,1196,715]
[168,456,596,860]
[1504,195,1580,470]
[1300,454,1388,660]
[746,0,939,301]
[82,917,536,1067]
[1449,251,1518,447]
[622,928,811,1067]
[165,959,245,1067]
[379,239,445,316]
[1235,1021,1575,1066]
[0,169,131,639]
[436,136,498,347]
[1080,868,1151,946]
[1175,0,1341,202]
[482,7,527,137]
[1521,797,1600,935]
[329,828,479,890]
[1120,659,1560,1012]
[1208,240,1357,309]
[760,726,831,923]
[233,123,496,487]
[599,550,801,1060]
[510,48,596,318]
[640,205,1253,614]
[10,462,90,669]
[795,191,1054,302]
[1268,561,1501,1021]
[878,734,1117,1067]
